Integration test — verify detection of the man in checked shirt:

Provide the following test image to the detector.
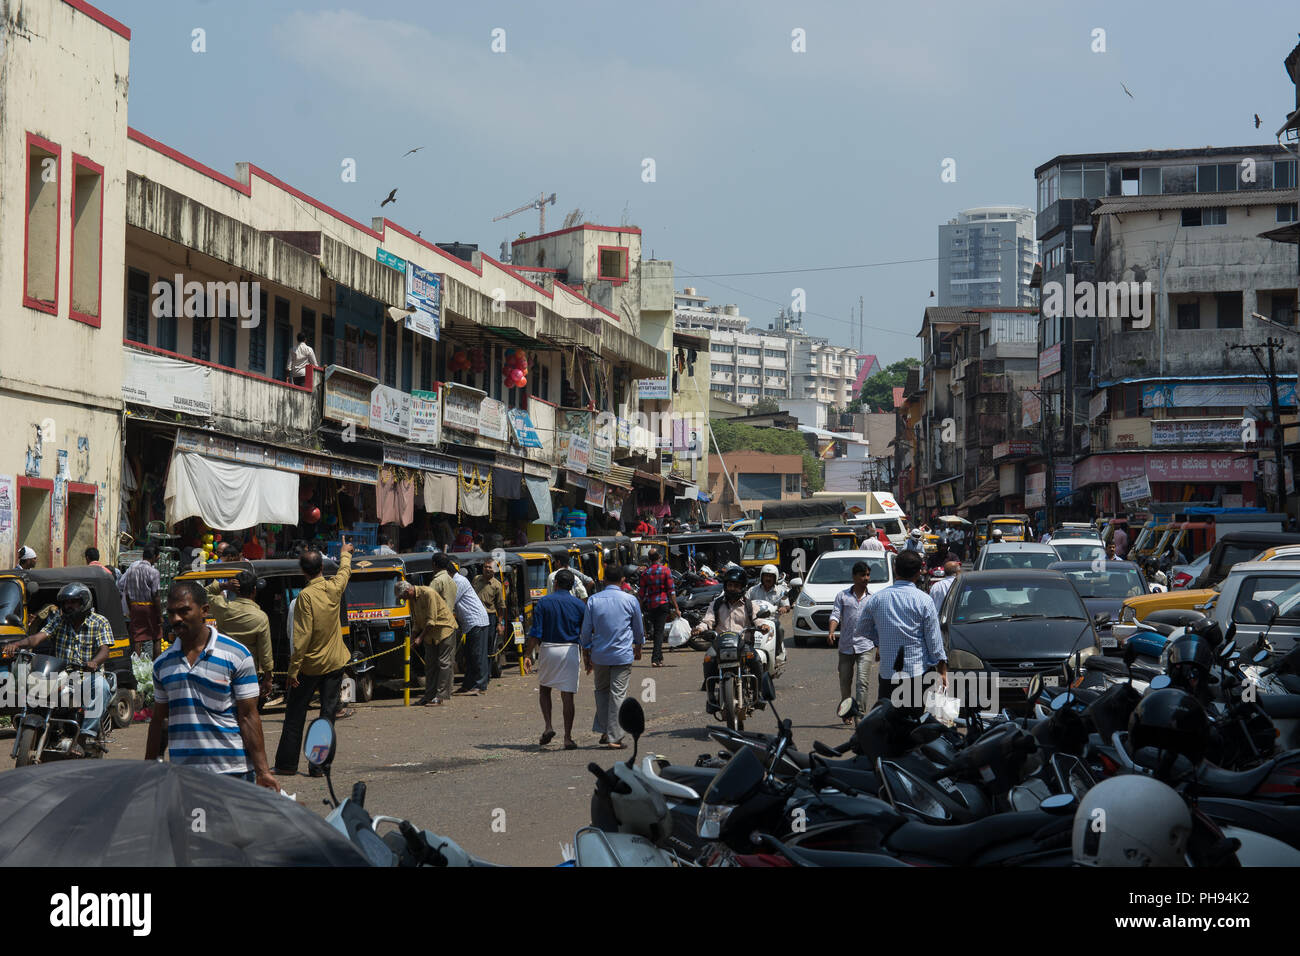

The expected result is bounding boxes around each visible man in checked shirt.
[855,550,947,711]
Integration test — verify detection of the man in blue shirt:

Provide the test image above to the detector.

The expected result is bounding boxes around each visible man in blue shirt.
[525,569,587,750]
[580,565,644,748]
[856,550,947,710]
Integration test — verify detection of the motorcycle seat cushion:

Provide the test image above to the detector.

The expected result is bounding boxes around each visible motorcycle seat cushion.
[1279,674,1300,695]
[887,810,1055,865]
[1195,760,1276,798]
[657,764,720,790]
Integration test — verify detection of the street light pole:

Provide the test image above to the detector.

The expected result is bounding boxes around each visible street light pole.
[1231,336,1292,515]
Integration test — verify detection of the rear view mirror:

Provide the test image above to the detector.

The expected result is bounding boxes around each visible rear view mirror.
[1149,674,1172,690]
[1253,649,1269,664]
[837,697,859,719]
[755,607,772,619]
[3,614,20,628]
[304,718,336,767]
[1093,612,1111,628]
[1262,601,1280,626]
[617,698,645,739]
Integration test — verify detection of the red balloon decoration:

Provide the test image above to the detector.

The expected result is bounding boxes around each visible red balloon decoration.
[304,506,321,523]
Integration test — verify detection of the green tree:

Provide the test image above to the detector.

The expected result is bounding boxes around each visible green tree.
[858,358,919,412]
[711,419,823,494]
[750,397,781,414]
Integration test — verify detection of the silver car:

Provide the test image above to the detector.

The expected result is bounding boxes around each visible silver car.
[975,542,1063,572]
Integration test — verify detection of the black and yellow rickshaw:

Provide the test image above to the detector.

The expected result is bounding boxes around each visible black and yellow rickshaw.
[662,532,742,576]
[741,528,856,579]
[0,567,137,727]
[173,558,365,699]
[632,536,670,565]
[344,556,414,694]
[569,536,634,576]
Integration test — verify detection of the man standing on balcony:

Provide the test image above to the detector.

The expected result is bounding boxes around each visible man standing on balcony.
[287,332,319,387]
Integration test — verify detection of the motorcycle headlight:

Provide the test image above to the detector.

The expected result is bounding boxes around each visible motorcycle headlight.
[697,802,735,839]
[796,591,813,608]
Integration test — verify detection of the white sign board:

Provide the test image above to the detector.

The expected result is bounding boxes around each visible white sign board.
[123,349,213,416]
[369,384,411,438]
[1118,474,1152,503]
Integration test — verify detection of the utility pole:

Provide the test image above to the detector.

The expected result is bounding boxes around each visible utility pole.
[1230,337,1291,514]
[1023,385,1061,530]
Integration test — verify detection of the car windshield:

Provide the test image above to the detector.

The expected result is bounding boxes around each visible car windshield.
[993,521,1026,538]
[829,535,856,551]
[1052,543,1105,563]
[0,580,21,623]
[807,555,889,584]
[346,575,402,610]
[953,580,1086,623]
[1063,568,1146,599]
[1054,527,1099,540]
[742,538,778,561]
[526,561,548,592]
[981,550,1060,571]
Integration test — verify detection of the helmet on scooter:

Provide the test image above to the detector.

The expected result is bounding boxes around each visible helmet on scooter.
[607,762,672,846]
[1072,775,1191,867]
[1127,688,1212,765]
[56,583,93,628]
[1185,615,1224,649]
[1165,632,1217,697]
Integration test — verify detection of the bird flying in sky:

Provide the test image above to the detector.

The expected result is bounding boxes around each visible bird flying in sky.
[381,189,397,207]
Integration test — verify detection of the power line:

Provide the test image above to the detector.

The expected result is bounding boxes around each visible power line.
[681,255,941,278]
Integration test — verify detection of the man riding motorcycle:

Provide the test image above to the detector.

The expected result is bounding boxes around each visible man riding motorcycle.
[692,567,761,712]
[3,583,114,755]
[746,564,787,657]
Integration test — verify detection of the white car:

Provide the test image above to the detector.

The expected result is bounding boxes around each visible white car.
[792,549,894,647]
[1050,538,1107,563]
[975,542,1062,572]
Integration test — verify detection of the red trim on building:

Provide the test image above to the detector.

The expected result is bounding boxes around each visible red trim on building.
[127,128,248,193]
[125,342,316,392]
[61,0,131,39]
[23,133,62,317]
[511,223,643,246]
[65,481,99,560]
[68,153,105,328]
[15,477,56,568]
[596,245,629,286]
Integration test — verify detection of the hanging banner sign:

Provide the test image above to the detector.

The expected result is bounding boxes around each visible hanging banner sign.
[1118,474,1152,503]
[478,397,507,442]
[405,264,441,341]
[323,366,376,428]
[443,383,485,434]
[409,388,442,445]
[566,436,591,474]
[123,349,213,416]
[369,384,411,438]
[508,409,543,449]
[586,480,607,509]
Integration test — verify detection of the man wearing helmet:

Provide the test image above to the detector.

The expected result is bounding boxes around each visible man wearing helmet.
[692,566,759,713]
[903,528,926,554]
[4,582,114,755]
[746,564,788,657]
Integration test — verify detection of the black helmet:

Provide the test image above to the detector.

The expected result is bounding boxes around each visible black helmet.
[722,566,747,588]
[621,565,641,584]
[56,583,93,626]
[1165,632,1218,697]
[1186,616,1224,648]
[1128,688,1212,765]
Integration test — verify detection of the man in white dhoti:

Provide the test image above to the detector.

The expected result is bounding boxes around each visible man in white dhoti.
[524,569,587,750]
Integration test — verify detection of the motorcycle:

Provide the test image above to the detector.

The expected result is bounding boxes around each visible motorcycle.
[8,648,116,766]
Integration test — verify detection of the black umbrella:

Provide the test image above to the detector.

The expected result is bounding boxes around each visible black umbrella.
[0,761,369,866]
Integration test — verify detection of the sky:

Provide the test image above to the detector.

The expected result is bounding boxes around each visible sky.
[102,0,1300,367]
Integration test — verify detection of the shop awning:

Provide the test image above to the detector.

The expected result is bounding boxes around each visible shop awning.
[164,451,300,531]
[954,476,998,511]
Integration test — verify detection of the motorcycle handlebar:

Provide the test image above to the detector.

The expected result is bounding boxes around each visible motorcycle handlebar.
[351,781,367,808]
[586,761,632,795]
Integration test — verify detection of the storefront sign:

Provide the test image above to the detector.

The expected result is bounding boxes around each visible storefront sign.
[1074,452,1255,488]
[409,388,442,445]
[939,484,955,506]
[589,445,613,472]
[405,264,441,341]
[123,349,213,416]
[993,441,1034,460]
[586,480,606,509]
[176,430,272,467]
[478,398,507,442]
[323,366,376,428]
[1088,391,1108,423]
[1038,343,1061,381]
[331,460,379,484]
[566,436,591,474]
[556,408,592,465]
[376,248,406,273]
[1150,419,1243,446]
[384,445,455,472]
[566,472,589,491]
[370,384,411,439]
[303,457,333,477]
[1054,463,1073,495]
[1118,474,1151,503]
[507,409,543,449]
[638,378,670,400]
[442,383,485,434]
[1025,471,1046,509]
[1143,381,1297,409]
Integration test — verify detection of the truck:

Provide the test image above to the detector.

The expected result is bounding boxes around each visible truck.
[760,497,847,531]
[847,491,910,549]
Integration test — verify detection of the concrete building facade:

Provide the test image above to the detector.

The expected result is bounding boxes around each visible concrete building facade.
[938,206,1037,308]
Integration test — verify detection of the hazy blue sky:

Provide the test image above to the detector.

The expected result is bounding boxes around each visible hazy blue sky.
[102,0,1300,367]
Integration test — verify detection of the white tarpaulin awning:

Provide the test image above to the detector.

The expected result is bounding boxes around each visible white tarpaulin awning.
[165,451,300,530]
[525,476,554,526]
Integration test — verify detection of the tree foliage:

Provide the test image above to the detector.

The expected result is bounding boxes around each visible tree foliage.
[711,419,824,494]
[858,358,920,412]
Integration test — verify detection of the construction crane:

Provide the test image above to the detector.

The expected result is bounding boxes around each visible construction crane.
[493,192,557,235]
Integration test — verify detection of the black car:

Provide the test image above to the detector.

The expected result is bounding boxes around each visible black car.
[937,569,1101,708]
[1047,560,1151,654]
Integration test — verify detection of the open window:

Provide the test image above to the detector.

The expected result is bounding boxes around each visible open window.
[24,134,61,314]
[597,245,628,284]
[69,155,104,326]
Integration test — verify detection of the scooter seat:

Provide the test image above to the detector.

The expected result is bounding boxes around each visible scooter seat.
[1194,760,1276,798]
[1279,674,1300,695]
[887,810,1056,865]
[657,764,719,790]
[1257,694,1300,720]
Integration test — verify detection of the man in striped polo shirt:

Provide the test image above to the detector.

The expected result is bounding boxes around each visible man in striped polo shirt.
[144,580,280,790]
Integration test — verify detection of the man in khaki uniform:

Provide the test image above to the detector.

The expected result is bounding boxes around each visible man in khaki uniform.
[273,542,353,777]
[396,579,457,706]
[428,560,461,702]
[206,571,273,702]
[474,560,508,640]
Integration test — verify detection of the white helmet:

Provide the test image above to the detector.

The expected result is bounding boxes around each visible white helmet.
[699,565,715,578]
[760,563,778,578]
[991,528,1004,540]
[1072,777,1191,867]
[909,529,923,539]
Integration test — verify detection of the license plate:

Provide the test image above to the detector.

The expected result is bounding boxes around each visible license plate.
[1100,636,1117,648]
[379,630,395,643]
[996,674,1060,689]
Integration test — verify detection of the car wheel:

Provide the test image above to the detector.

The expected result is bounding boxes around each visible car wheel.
[355,672,375,703]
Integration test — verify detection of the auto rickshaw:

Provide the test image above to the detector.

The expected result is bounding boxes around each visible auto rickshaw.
[741,528,854,580]
[632,536,670,565]
[569,536,634,574]
[988,514,1030,542]
[173,558,364,699]
[344,556,414,697]
[662,532,742,576]
[1130,518,1174,561]
[973,519,990,554]
[0,568,137,728]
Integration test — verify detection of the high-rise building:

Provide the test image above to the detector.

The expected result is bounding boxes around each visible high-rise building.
[937,206,1037,308]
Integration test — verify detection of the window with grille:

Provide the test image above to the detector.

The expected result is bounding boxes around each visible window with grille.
[125,268,150,344]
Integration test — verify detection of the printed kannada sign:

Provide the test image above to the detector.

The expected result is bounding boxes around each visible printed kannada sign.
[405,264,441,341]
[1150,419,1242,446]
[638,378,670,400]
[1118,474,1151,503]
[323,366,375,428]
[443,383,485,434]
